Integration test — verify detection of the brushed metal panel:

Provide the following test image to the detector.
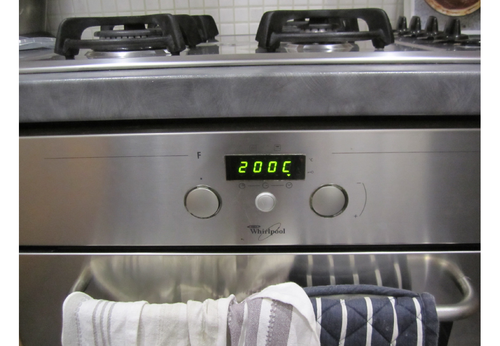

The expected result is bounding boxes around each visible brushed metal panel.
[19,129,479,246]
[19,255,87,346]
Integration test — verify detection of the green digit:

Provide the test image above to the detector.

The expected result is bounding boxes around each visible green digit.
[253,161,263,173]
[238,161,248,173]
[283,161,291,176]
[268,161,277,173]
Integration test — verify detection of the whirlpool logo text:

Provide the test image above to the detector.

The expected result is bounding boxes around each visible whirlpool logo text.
[247,223,285,241]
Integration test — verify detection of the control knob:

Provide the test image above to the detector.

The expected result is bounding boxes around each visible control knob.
[185,186,221,219]
[310,184,348,217]
[255,192,277,212]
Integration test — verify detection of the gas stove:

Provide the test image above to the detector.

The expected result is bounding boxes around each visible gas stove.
[20,9,479,69]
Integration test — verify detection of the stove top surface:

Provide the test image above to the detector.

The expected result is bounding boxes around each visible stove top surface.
[19,10,480,74]
[19,34,480,74]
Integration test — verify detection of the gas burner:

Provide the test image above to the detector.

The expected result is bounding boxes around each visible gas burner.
[185,44,220,56]
[255,9,394,52]
[54,14,218,59]
[94,28,162,39]
[283,42,358,53]
[84,49,171,59]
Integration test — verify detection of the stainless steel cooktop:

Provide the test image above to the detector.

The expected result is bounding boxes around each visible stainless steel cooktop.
[19,9,479,73]
[19,33,480,74]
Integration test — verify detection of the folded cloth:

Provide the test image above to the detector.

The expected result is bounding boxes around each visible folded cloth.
[228,282,320,346]
[62,282,319,346]
[62,291,234,346]
[304,285,439,346]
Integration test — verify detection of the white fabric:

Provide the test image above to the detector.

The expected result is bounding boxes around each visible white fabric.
[255,298,272,346]
[315,297,323,340]
[62,291,233,346]
[389,297,399,346]
[62,282,319,346]
[364,297,374,346]
[412,297,423,346]
[339,299,347,346]
[229,282,321,346]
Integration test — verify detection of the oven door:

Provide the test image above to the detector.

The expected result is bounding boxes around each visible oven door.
[19,251,479,345]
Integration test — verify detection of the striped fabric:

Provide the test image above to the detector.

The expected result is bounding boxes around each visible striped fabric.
[61,291,234,346]
[305,285,439,346]
[229,298,294,346]
[228,282,320,346]
[289,255,412,290]
[62,283,437,346]
[62,282,320,346]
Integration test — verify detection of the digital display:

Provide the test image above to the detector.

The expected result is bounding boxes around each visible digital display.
[225,154,306,180]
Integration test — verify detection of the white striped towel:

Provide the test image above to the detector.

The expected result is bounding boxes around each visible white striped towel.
[61,282,319,346]
[61,291,234,346]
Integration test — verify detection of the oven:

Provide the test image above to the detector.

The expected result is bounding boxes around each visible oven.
[19,9,480,346]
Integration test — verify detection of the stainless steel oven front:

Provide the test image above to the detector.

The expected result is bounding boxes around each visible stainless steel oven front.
[19,124,480,345]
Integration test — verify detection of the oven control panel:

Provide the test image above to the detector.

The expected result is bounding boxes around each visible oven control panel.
[19,129,480,246]
[184,183,348,219]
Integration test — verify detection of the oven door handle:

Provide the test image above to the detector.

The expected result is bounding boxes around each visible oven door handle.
[69,264,93,294]
[408,255,479,322]
[69,255,478,322]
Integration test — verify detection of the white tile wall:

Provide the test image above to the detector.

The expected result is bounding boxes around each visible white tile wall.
[46,0,404,38]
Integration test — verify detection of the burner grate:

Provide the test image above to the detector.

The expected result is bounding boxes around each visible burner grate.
[255,9,394,51]
[54,14,219,59]
[192,15,219,43]
[395,15,473,43]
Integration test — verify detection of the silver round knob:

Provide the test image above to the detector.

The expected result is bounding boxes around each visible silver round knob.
[310,184,348,217]
[185,186,221,219]
[255,192,277,212]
